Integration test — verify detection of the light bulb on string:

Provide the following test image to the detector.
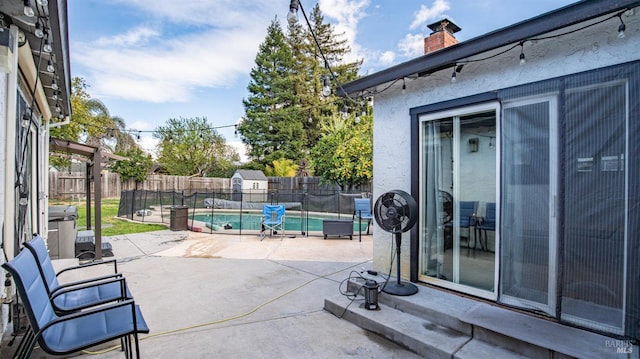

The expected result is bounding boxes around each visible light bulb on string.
[34,22,44,38]
[21,114,30,128]
[322,76,331,97]
[287,0,299,26]
[43,39,52,53]
[618,14,626,38]
[23,0,34,17]
[519,42,526,65]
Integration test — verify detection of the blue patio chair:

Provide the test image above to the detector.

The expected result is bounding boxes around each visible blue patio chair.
[24,235,132,314]
[477,202,496,251]
[260,204,285,240]
[2,248,149,358]
[445,201,478,250]
[353,198,373,239]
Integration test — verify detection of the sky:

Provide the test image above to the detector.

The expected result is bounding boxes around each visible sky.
[67,0,576,160]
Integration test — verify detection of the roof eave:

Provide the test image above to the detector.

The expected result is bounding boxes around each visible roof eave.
[338,0,640,97]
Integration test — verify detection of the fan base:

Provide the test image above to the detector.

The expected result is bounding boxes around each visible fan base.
[383,281,418,296]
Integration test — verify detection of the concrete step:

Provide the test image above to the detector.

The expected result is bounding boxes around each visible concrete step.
[328,280,638,358]
[454,339,531,359]
[325,294,471,358]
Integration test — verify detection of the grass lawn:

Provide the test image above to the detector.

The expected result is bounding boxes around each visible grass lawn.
[49,198,167,236]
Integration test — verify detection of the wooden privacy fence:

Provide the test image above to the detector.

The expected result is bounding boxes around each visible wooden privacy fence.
[49,172,231,200]
[48,172,370,200]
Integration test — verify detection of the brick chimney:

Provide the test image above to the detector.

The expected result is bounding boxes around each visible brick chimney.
[424,18,461,55]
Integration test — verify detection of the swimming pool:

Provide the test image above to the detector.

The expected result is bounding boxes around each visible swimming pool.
[191,213,369,232]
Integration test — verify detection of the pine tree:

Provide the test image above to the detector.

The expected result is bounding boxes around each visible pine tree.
[295,4,363,150]
[239,18,304,168]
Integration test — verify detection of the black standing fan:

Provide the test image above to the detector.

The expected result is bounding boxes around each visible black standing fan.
[374,189,419,296]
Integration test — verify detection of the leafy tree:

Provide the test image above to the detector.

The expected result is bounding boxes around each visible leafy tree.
[110,147,153,187]
[265,158,298,177]
[50,77,139,168]
[153,117,239,176]
[238,18,305,168]
[311,113,372,190]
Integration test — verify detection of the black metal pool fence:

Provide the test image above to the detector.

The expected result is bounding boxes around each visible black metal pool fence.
[117,189,371,236]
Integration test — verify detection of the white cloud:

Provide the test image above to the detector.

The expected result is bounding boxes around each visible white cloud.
[95,26,159,47]
[398,33,425,58]
[379,51,395,65]
[409,0,450,30]
[107,0,275,28]
[73,2,279,103]
[319,0,371,64]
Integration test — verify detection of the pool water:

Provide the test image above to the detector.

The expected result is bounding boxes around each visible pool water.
[191,213,369,232]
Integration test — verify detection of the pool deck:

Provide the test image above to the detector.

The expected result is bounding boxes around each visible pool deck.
[2,229,422,359]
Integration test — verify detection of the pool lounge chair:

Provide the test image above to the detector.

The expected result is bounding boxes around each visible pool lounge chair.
[260,204,285,240]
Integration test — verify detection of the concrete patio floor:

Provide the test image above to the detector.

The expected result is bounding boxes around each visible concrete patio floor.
[7,230,421,358]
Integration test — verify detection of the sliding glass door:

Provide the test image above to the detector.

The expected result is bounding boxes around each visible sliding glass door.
[420,103,498,299]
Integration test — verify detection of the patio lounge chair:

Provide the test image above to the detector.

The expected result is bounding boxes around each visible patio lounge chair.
[23,235,132,314]
[353,198,373,240]
[2,248,149,358]
[260,204,285,240]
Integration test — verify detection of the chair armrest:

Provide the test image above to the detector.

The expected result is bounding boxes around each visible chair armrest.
[50,273,124,296]
[56,259,118,277]
[50,277,130,313]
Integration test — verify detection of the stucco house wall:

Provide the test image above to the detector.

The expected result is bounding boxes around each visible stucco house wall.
[371,13,640,278]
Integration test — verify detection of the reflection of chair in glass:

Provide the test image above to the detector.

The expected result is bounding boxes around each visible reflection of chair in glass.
[477,202,495,251]
[260,204,285,240]
[353,198,373,238]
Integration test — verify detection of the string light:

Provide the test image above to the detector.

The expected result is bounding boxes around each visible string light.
[322,76,331,97]
[21,114,31,128]
[46,60,55,72]
[43,39,52,53]
[34,22,44,39]
[365,9,635,98]
[618,14,626,38]
[451,66,457,83]
[23,0,35,17]
[287,0,299,26]
[402,78,406,94]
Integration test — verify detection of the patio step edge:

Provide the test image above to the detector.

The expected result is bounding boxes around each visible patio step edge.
[324,294,471,358]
